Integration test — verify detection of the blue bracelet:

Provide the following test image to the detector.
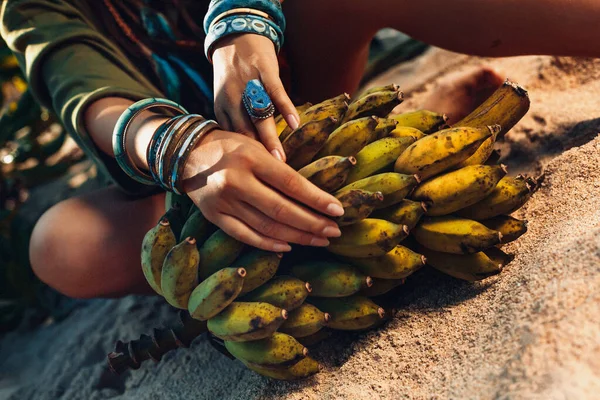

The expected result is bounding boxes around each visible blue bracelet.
[204,0,285,34]
[205,14,283,62]
[113,98,188,186]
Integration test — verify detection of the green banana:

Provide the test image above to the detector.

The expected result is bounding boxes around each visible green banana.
[162,204,185,240]
[480,215,528,244]
[231,250,282,295]
[241,276,311,311]
[336,172,419,209]
[346,137,415,184]
[161,238,200,309]
[198,229,245,280]
[296,329,333,347]
[165,192,195,221]
[291,261,372,297]
[419,247,502,282]
[342,89,403,123]
[333,189,384,226]
[394,125,497,180]
[244,356,320,380]
[411,165,507,216]
[188,267,246,321]
[280,94,349,141]
[371,199,427,230]
[315,116,379,158]
[225,332,308,368]
[207,302,288,342]
[140,219,176,295]
[389,126,426,141]
[280,303,331,338]
[283,117,339,169]
[358,83,400,99]
[298,155,357,193]
[483,247,515,268]
[327,219,410,258]
[344,245,425,279]
[413,216,503,254]
[360,278,405,297]
[372,118,399,140]
[389,110,448,133]
[309,296,385,331]
[180,208,215,244]
[457,176,534,220]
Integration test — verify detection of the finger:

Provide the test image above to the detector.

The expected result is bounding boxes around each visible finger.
[236,201,330,246]
[240,177,341,238]
[215,108,233,132]
[228,96,258,140]
[261,72,300,132]
[253,116,286,162]
[253,158,345,218]
[214,212,292,253]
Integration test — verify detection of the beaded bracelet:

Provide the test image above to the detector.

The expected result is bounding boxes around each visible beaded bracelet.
[204,0,285,34]
[113,98,188,186]
[205,14,283,62]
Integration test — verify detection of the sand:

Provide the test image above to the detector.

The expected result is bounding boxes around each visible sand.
[1,49,599,400]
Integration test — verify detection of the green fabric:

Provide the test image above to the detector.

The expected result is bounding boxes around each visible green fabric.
[0,0,165,195]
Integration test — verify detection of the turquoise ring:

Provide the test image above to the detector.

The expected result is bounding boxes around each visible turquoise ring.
[243,79,275,119]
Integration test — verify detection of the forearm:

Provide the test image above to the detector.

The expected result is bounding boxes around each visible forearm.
[84,97,168,170]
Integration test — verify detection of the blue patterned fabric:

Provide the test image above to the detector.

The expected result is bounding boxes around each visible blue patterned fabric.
[204,14,283,60]
[204,0,285,33]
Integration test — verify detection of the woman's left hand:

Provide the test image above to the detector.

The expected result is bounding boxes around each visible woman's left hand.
[212,33,300,162]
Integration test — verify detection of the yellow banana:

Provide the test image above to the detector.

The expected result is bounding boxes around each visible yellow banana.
[389,110,448,133]
[297,329,332,347]
[394,125,497,180]
[372,118,399,140]
[283,117,339,170]
[480,215,528,244]
[280,303,331,338]
[419,247,502,282]
[411,165,507,216]
[457,176,534,220]
[360,278,405,297]
[342,89,403,123]
[315,116,379,158]
[161,238,200,309]
[230,250,282,295]
[198,229,245,280]
[413,216,503,254]
[141,219,176,295]
[291,261,372,297]
[280,94,349,141]
[337,172,419,209]
[334,189,384,226]
[344,245,425,279]
[241,276,311,311]
[207,302,288,342]
[327,219,409,258]
[309,296,385,331]
[225,332,308,368]
[346,137,415,184]
[357,83,400,99]
[276,102,312,136]
[298,155,357,192]
[389,126,426,141]
[244,356,320,380]
[454,127,500,168]
[180,208,215,245]
[483,247,515,268]
[188,267,246,321]
[371,199,426,230]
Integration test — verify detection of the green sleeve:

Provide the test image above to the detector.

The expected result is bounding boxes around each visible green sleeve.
[1,0,165,195]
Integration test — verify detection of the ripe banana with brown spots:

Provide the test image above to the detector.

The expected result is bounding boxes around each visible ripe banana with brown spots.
[244,356,320,380]
[315,116,379,158]
[225,332,308,369]
[280,303,331,338]
[372,118,399,140]
[333,189,384,226]
[309,296,386,331]
[161,237,200,309]
[337,172,419,209]
[230,250,282,295]
[276,102,312,136]
[371,199,427,230]
[141,218,176,295]
[291,261,372,297]
[346,136,415,184]
[389,110,448,133]
[389,126,426,141]
[241,276,311,311]
[188,267,246,321]
[279,94,349,140]
[327,219,410,258]
[207,302,288,342]
[198,229,245,280]
[418,246,502,281]
[283,117,339,169]
[344,245,425,280]
[358,83,400,99]
[480,215,528,244]
[298,155,356,192]
[341,89,403,123]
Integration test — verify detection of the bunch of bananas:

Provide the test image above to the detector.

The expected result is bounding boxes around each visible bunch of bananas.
[118,79,535,380]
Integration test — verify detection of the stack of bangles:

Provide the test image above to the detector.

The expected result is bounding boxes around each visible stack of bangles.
[203,0,286,62]
[113,98,221,195]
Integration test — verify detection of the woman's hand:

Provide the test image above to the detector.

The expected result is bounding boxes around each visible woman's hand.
[181,129,344,252]
[212,34,300,162]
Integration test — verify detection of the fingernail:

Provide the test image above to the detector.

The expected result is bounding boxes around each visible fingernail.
[310,237,330,247]
[326,203,345,217]
[273,243,292,252]
[322,226,341,237]
[287,114,300,130]
[271,149,284,162]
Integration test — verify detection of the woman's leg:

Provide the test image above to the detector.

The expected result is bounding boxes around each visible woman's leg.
[29,187,165,298]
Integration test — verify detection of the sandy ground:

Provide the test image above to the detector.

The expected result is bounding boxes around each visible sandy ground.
[1,48,599,400]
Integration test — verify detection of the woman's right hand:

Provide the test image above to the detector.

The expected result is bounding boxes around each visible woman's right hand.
[181,129,344,252]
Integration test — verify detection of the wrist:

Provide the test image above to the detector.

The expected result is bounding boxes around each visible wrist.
[181,129,223,191]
